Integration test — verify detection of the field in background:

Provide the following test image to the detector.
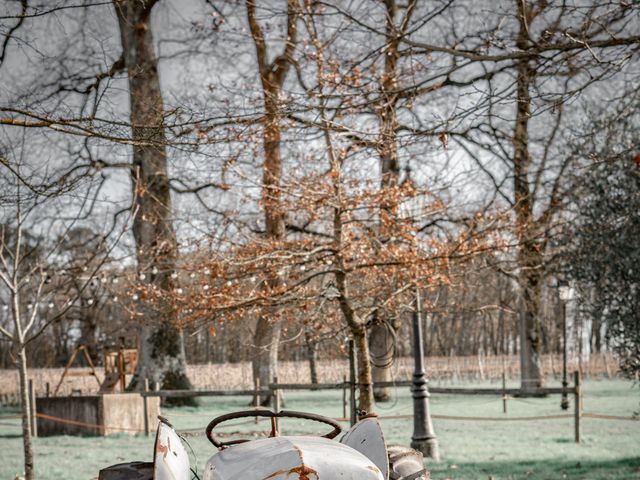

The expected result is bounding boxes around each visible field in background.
[0,353,619,400]
[0,378,638,479]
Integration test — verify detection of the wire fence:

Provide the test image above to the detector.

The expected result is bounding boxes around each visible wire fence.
[0,408,635,440]
[1,371,636,443]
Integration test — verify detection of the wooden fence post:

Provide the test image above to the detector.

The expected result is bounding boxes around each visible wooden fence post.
[254,378,260,424]
[502,372,507,414]
[28,379,37,438]
[574,371,581,443]
[143,378,150,437]
[272,376,280,433]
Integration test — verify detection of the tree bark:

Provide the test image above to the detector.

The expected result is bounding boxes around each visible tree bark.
[305,331,319,384]
[246,0,297,405]
[513,1,544,392]
[369,0,415,402]
[18,345,34,480]
[354,325,374,413]
[518,261,544,391]
[370,319,394,401]
[114,0,193,402]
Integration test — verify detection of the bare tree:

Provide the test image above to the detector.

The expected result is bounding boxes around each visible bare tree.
[0,152,121,479]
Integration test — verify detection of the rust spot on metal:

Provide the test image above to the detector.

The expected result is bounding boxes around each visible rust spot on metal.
[263,465,319,480]
[156,436,171,460]
[289,465,319,479]
[262,442,319,479]
[367,465,380,474]
[263,468,287,479]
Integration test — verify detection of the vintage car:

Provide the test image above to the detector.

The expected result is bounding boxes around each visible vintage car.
[99,409,427,480]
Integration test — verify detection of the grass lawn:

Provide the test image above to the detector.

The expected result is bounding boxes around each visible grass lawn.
[0,379,638,479]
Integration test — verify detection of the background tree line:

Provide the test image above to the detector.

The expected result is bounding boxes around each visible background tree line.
[1,2,639,476]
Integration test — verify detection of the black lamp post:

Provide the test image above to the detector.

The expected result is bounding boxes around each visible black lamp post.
[411,287,439,460]
[559,283,574,410]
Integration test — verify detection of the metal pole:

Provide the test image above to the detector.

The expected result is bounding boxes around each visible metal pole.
[28,379,37,438]
[574,370,581,443]
[348,339,357,426]
[411,287,439,460]
[342,375,347,420]
[561,301,569,410]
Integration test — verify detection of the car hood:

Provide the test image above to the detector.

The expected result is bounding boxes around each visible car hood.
[203,435,385,480]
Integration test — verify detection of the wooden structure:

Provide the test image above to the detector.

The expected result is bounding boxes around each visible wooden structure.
[53,344,101,396]
[37,393,160,437]
[52,341,139,396]
[101,345,139,393]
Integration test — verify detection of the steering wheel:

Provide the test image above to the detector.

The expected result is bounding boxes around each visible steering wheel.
[206,409,342,449]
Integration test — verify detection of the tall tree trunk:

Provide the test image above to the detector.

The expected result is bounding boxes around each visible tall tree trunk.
[305,331,319,385]
[513,1,544,392]
[370,319,394,401]
[114,0,193,402]
[18,345,34,480]
[301,4,378,412]
[246,0,297,405]
[369,0,416,402]
[354,325,374,413]
[518,262,544,391]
